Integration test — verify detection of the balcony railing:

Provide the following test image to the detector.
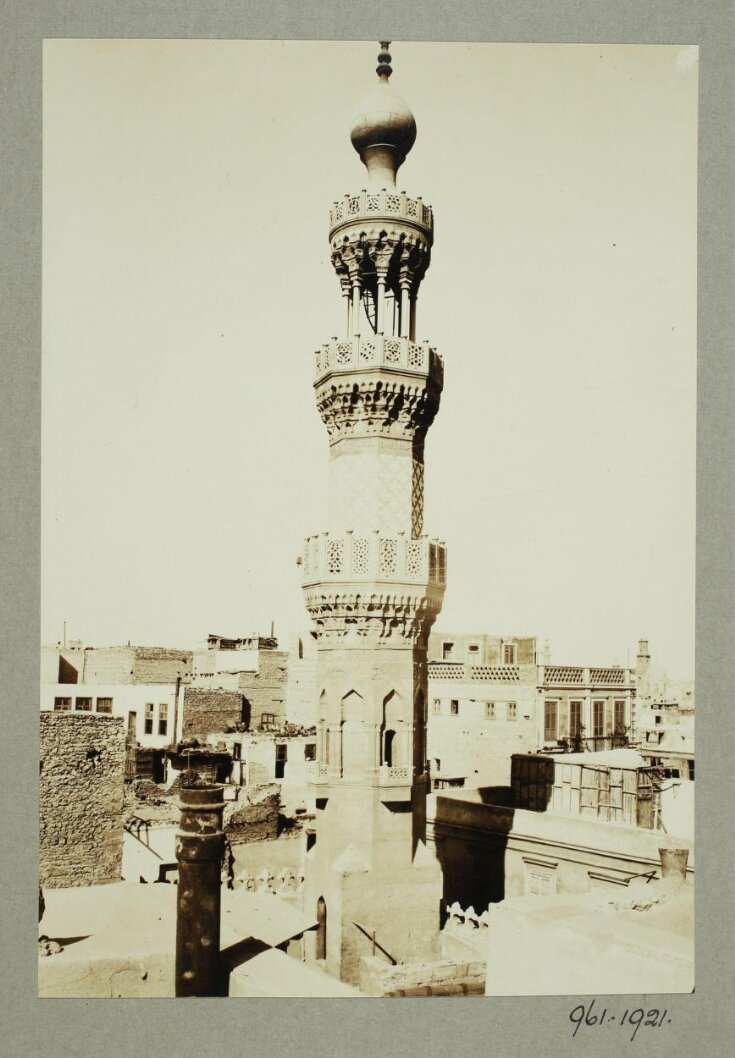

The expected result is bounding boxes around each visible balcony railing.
[378,765,412,785]
[314,334,443,383]
[542,665,632,688]
[302,531,447,589]
[329,190,433,234]
[428,662,520,682]
[554,734,630,753]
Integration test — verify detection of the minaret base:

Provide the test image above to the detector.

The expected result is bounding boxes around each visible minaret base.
[303,843,443,987]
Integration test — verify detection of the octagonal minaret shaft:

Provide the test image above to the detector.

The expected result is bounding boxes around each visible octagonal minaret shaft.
[301,44,445,985]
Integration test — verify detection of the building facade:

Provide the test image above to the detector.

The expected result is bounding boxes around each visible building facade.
[300,44,446,984]
[425,632,637,787]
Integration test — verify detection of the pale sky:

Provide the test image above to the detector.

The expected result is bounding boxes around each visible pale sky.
[42,40,698,678]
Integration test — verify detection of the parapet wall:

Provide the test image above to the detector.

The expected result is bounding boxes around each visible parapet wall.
[40,712,125,888]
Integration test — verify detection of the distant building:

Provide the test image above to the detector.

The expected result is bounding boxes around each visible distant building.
[186,633,288,731]
[427,634,538,786]
[426,632,636,787]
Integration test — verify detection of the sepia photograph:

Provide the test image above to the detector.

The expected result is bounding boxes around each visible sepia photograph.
[38,37,697,999]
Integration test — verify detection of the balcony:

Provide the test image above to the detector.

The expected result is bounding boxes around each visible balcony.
[329,190,433,239]
[302,531,446,591]
[314,334,443,384]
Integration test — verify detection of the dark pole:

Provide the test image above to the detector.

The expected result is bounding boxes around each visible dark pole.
[175,781,225,997]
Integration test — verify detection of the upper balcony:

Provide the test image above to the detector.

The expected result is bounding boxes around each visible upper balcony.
[329,190,433,242]
[301,530,446,592]
[314,334,443,385]
[540,665,633,689]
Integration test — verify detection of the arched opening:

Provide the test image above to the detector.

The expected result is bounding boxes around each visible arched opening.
[316,896,327,961]
[384,729,396,767]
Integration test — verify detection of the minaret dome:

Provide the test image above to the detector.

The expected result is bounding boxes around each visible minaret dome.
[349,42,417,188]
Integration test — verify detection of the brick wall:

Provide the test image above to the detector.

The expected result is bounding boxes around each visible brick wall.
[182,687,244,738]
[238,651,288,728]
[39,712,125,888]
[83,647,191,685]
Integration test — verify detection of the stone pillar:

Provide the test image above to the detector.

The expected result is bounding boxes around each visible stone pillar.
[352,279,362,335]
[175,782,225,997]
[376,275,386,333]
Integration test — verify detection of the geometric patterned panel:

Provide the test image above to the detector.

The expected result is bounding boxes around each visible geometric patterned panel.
[327,449,414,533]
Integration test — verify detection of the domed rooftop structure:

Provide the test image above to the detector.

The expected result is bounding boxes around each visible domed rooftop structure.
[349,43,417,188]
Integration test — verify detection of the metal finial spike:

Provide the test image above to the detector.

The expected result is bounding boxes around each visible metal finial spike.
[377,41,392,80]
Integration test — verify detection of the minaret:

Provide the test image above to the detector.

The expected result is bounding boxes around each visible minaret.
[301,43,446,985]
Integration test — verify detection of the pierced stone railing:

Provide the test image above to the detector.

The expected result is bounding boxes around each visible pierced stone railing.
[590,667,627,685]
[544,666,585,685]
[428,662,520,683]
[234,867,305,896]
[378,764,412,785]
[428,662,465,681]
[302,531,447,588]
[329,190,433,234]
[468,665,520,683]
[314,334,443,382]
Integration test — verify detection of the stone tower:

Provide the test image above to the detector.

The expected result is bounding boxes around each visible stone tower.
[301,43,446,986]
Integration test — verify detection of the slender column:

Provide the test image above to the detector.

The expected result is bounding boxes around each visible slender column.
[175,782,225,997]
[346,291,353,337]
[399,283,410,338]
[352,280,362,336]
[376,276,386,333]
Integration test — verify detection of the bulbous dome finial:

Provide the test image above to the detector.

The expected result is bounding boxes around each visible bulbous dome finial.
[349,42,417,188]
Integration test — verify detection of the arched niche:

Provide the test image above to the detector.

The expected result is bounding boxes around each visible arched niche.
[381,689,405,767]
[340,689,365,775]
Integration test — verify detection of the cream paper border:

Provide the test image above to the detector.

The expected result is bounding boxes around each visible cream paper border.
[0,2,732,1056]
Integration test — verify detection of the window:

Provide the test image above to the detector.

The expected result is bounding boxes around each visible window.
[570,700,582,737]
[544,700,557,742]
[524,859,557,897]
[442,642,454,661]
[655,714,662,725]
[593,700,605,738]
[158,703,168,736]
[450,699,459,716]
[432,698,441,715]
[604,700,614,736]
[275,742,287,779]
[232,742,242,761]
[144,702,154,735]
[688,760,695,781]
[53,697,71,711]
[467,644,480,663]
[96,697,113,714]
[305,743,316,761]
[486,702,495,718]
[502,643,517,665]
[75,697,92,712]
[614,700,626,734]
[507,702,517,721]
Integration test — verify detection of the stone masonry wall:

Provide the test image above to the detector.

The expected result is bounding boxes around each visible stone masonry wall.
[225,790,280,845]
[238,651,289,728]
[40,712,125,888]
[358,954,486,997]
[83,646,191,685]
[182,687,244,738]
